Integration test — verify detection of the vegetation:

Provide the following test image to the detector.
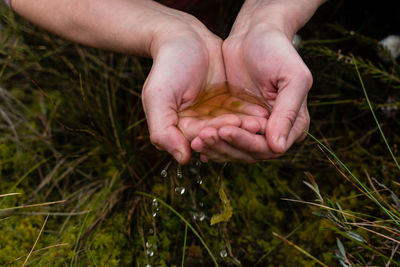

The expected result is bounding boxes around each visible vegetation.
[1,1,400,266]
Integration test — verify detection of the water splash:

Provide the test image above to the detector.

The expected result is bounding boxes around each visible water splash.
[146,249,154,257]
[174,186,185,195]
[192,211,205,221]
[160,161,171,178]
[220,249,228,258]
[152,198,158,207]
[176,164,183,179]
[196,159,201,167]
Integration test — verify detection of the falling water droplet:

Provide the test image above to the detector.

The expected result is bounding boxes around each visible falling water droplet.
[177,165,183,179]
[198,211,205,221]
[220,249,227,258]
[196,179,203,185]
[152,198,158,207]
[199,201,204,207]
[174,187,185,195]
[146,249,155,257]
[152,212,157,217]
[146,241,152,248]
[160,161,171,177]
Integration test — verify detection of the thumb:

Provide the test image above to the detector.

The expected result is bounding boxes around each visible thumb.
[266,72,312,154]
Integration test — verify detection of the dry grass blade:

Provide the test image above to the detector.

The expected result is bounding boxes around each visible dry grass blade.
[4,243,70,265]
[272,232,328,267]
[386,243,400,267]
[283,198,400,237]
[0,199,65,213]
[0,193,20,198]
[357,226,400,245]
[22,214,49,266]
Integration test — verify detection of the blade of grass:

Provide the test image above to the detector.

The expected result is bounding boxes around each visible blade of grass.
[4,243,70,265]
[0,158,48,207]
[255,223,304,266]
[136,191,219,267]
[0,199,65,212]
[0,193,20,198]
[22,214,49,267]
[335,229,400,266]
[306,131,400,225]
[181,223,188,267]
[272,232,328,267]
[352,55,400,172]
[70,210,91,267]
[88,248,98,267]
[282,198,400,235]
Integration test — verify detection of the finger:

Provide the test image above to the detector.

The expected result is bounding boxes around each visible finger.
[266,69,312,154]
[236,114,267,134]
[191,136,206,152]
[193,127,257,163]
[199,147,256,163]
[218,125,277,158]
[178,113,241,141]
[200,154,209,163]
[286,98,310,146]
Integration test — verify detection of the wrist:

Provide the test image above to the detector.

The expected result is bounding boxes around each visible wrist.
[149,12,220,59]
[230,0,326,40]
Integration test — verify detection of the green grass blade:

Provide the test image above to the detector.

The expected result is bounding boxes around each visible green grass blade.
[70,211,91,267]
[352,55,400,172]
[0,158,48,207]
[136,191,219,267]
[306,131,400,225]
[335,229,400,266]
[181,223,188,267]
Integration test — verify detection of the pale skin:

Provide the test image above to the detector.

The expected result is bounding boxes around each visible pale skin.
[192,0,326,162]
[10,0,325,164]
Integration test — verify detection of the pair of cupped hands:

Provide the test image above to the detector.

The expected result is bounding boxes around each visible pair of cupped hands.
[141,11,313,165]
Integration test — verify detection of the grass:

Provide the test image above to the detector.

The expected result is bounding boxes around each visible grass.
[1,1,400,266]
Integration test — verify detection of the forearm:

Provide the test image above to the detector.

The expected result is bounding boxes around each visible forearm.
[231,0,326,38]
[10,0,205,57]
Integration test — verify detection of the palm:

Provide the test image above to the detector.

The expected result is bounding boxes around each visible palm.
[142,32,269,164]
[178,82,268,141]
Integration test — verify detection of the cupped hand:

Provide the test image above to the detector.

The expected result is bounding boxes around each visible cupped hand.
[142,15,269,165]
[195,28,312,162]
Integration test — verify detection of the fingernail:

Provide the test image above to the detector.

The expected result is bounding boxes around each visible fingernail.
[223,135,232,143]
[278,136,286,150]
[172,150,183,163]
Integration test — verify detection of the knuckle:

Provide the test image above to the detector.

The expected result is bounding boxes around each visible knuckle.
[282,109,298,127]
[149,133,164,150]
[301,68,313,90]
